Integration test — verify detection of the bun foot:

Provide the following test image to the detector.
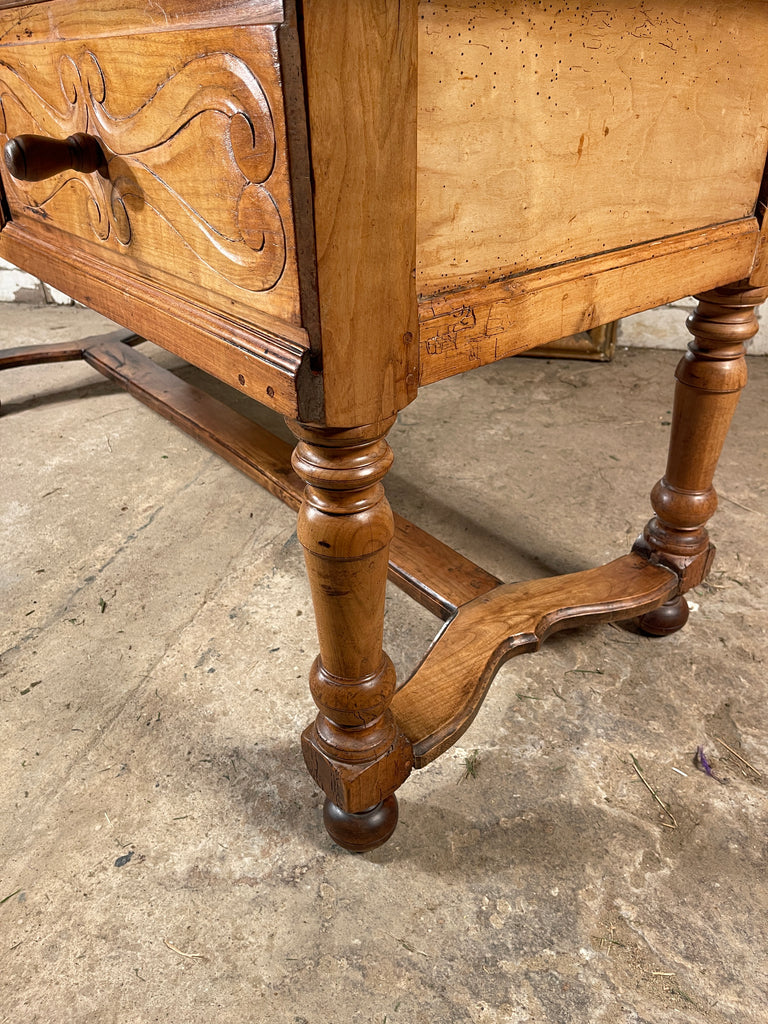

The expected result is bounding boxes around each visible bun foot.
[323,795,399,852]
[637,594,690,636]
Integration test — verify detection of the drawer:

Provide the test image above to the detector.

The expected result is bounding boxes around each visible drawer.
[0,2,318,419]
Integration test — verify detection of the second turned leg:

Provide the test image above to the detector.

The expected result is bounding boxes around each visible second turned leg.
[289,418,413,852]
[635,282,768,634]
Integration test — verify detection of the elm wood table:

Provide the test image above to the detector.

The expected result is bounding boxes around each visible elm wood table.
[1,1,767,852]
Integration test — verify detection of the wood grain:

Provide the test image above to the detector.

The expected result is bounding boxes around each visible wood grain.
[276,5,321,359]
[750,159,768,287]
[388,516,500,619]
[391,554,678,768]
[0,330,133,368]
[0,221,318,419]
[0,23,303,332]
[300,0,419,427]
[0,1,284,38]
[2,0,767,851]
[290,420,414,840]
[4,132,106,180]
[417,219,760,385]
[416,0,768,298]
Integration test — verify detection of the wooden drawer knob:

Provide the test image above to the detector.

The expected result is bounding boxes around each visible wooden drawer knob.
[3,132,106,182]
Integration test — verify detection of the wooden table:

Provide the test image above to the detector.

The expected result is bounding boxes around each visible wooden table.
[1,1,766,851]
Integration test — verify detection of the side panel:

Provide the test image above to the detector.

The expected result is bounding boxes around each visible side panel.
[417,0,768,298]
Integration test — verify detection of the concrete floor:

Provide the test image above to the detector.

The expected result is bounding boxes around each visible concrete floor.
[1,303,767,1024]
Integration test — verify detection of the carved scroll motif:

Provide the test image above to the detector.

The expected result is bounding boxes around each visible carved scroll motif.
[0,48,286,292]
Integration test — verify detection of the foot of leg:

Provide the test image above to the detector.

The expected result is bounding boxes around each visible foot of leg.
[637,594,690,637]
[323,795,399,853]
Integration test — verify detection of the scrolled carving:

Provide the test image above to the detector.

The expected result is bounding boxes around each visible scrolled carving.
[0,44,287,293]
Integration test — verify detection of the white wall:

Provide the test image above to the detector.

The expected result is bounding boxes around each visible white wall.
[621,298,766,355]
[0,258,76,305]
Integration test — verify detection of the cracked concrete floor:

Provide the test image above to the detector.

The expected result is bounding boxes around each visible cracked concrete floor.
[1,303,767,1024]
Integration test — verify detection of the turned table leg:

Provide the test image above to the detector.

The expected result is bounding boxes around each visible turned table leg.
[288,418,414,851]
[634,282,768,635]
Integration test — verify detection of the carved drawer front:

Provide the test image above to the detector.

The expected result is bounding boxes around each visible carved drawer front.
[0,16,301,333]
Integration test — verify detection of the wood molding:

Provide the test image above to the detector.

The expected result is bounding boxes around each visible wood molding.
[0,222,320,420]
[417,219,761,385]
[0,1,285,40]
